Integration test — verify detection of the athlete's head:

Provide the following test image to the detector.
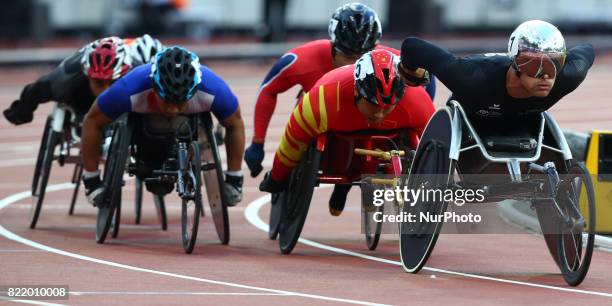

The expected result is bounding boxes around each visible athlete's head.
[131,34,164,64]
[82,36,132,96]
[150,46,202,117]
[508,20,566,97]
[354,50,405,124]
[329,2,382,67]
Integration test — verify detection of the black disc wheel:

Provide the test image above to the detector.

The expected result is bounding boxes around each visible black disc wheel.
[399,109,453,273]
[200,113,229,244]
[278,144,321,255]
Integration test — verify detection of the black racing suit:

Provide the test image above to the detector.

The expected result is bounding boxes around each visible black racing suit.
[4,47,95,124]
[400,37,595,135]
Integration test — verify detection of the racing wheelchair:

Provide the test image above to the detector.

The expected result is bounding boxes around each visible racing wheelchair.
[96,112,230,254]
[30,103,87,229]
[399,100,595,286]
[268,128,419,254]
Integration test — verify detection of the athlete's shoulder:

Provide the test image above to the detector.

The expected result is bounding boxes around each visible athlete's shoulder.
[114,63,153,94]
[466,52,512,66]
[374,44,400,56]
[313,64,354,89]
[290,39,332,55]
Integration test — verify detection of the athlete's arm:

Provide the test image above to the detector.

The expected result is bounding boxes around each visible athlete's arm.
[271,85,328,182]
[555,44,595,94]
[220,107,245,172]
[81,102,113,172]
[400,37,482,93]
[253,53,299,142]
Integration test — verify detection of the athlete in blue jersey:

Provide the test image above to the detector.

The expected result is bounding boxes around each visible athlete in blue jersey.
[81,46,246,206]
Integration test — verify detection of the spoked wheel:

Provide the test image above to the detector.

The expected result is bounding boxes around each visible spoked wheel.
[134,178,143,224]
[96,118,131,244]
[200,113,229,244]
[153,194,168,231]
[556,162,595,286]
[68,163,83,215]
[400,109,453,273]
[181,141,203,254]
[268,193,283,240]
[278,144,322,254]
[30,120,60,229]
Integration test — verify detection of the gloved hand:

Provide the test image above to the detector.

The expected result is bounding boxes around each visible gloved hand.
[244,142,264,177]
[82,170,105,207]
[224,172,243,207]
[259,171,286,194]
[3,101,33,125]
[398,64,430,87]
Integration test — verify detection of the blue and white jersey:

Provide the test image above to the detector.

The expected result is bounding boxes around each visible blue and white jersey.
[97,63,239,121]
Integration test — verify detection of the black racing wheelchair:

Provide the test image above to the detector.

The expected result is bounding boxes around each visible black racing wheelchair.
[399,100,595,286]
[30,103,86,229]
[96,112,230,254]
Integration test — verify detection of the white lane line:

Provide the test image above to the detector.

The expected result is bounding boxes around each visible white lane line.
[70,291,288,296]
[0,184,388,306]
[244,194,612,299]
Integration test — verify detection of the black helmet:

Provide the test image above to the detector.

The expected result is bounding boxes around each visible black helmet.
[328,2,382,55]
[150,46,202,103]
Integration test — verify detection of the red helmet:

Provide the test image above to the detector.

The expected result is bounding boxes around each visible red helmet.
[82,37,131,80]
[354,49,405,108]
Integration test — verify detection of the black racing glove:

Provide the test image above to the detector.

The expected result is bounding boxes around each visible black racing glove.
[3,100,33,125]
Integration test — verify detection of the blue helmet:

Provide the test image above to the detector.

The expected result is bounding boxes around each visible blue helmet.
[150,46,202,103]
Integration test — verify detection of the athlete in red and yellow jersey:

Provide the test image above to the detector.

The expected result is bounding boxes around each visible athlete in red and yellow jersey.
[259,50,435,215]
[244,2,437,178]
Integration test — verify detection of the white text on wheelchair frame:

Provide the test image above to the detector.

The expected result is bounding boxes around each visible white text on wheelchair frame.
[372,186,486,207]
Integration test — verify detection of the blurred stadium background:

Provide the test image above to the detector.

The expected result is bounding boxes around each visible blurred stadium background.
[1,0,612,64]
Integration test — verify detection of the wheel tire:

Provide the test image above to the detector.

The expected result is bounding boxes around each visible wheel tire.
[399,109,453,273]
[96,118,131,244]
[111,195,122,239]
[268,193,282,240]
[32,117,52,196]
[200,113,230,244]
[278,144,321,255]
[556,162,595,286]
[134,178,143,224]
[30,128,59,229]
[181,141,203,254]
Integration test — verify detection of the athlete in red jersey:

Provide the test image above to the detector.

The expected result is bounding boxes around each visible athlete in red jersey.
[245,2,437,178]
[259,50,435,215]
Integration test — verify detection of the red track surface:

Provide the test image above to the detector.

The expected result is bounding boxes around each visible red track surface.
[1,59,612,305]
